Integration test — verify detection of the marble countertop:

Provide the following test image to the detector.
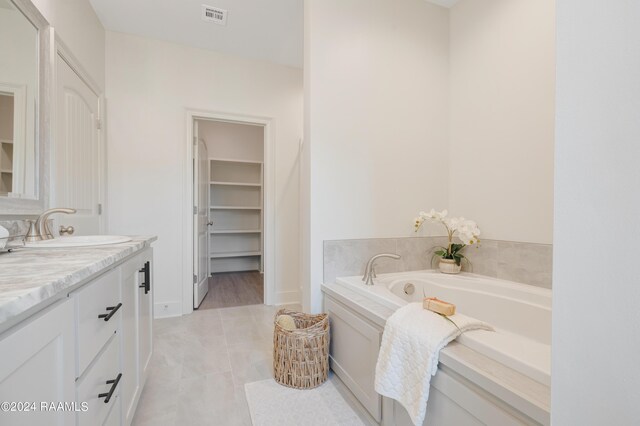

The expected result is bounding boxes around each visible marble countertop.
[321,281,550,425]
[0,236,157,330]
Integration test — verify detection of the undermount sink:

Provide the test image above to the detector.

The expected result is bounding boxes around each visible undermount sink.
[24,235,132,248]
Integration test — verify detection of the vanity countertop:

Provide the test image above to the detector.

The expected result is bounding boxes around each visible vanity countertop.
[0,236,157,332]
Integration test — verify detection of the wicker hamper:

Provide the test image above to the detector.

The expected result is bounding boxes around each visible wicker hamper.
[273,309,330,389]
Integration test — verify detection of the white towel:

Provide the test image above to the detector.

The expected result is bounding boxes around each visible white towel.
[374,303,493,426]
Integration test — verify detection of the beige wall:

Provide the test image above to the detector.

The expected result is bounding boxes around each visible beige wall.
[106,31,303,316]
[302,0,556,310]
[449,0,555,244]
[303,0,451,312]
[31,0,105,90]
[199,120,264,162]
[0,95,13,141]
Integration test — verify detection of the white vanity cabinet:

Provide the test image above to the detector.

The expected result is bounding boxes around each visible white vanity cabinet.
[120,249,154,426]
[0,246,153,426]
[137,251,153,387]
[0,299,76,426]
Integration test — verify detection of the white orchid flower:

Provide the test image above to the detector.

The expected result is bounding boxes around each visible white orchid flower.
[419,209,448,222]
[457,232,477,245]
[444,216,461,231]
[414,209,479,247]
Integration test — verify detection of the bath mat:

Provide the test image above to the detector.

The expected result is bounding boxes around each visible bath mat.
[244,375,366,426]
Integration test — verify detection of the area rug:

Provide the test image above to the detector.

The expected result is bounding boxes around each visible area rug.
[244,376,366,426]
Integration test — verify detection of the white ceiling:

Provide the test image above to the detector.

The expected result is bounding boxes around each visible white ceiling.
[425,0,460,7]
[89,0,303,68]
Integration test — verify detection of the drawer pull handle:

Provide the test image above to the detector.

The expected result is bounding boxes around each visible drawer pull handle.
[98,303,122,321]
[138,261,151,294]
[98,373,122,404]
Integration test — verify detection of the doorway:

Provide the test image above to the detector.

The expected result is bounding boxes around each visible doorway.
[186,111,274,314]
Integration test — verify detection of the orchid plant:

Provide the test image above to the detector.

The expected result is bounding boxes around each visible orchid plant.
[414,209,481,266]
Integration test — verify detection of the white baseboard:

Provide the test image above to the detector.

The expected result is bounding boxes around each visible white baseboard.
[154,301,182,319]
[274,290,301,306]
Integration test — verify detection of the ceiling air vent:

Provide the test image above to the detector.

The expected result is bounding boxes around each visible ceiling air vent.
[202,5,227,25]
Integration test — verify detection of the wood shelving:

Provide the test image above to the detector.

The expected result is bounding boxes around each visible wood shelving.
[209,157,263,273]
[210,181,262,187]
[210,206,261,210]
[210,251,262,259]
[0,140,13,195]
[211,230,261,234]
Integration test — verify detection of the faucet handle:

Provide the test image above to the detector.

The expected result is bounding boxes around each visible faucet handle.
[59,225,75,236]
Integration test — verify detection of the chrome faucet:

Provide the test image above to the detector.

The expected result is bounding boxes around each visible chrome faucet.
[362,253,401,286]
[31,208,77,241]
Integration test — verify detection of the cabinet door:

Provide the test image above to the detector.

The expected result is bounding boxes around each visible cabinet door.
[325,296,382,422]
[138,249,153,384]
[120,254,141,426]
[0,299,75,426]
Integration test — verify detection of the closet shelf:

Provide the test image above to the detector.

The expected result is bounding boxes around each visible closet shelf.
[209,157,263,165]
[0,139,13,144]
[210,206,261,210]
[211,230,261,234]
[210,181,261,187]
[210,251,262,259]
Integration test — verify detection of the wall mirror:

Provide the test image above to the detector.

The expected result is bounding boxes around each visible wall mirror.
[0,0,50,215]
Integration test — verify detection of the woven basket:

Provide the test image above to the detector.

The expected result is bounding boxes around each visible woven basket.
[273,309,330,389]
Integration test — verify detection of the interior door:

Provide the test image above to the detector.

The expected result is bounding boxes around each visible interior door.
[54,55,102,234]
[193,121,210,308]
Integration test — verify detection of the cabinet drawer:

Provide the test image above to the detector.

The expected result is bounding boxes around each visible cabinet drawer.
[74,268,121,375]
[325,296,382,422]
[76,334,121,426]
[102,396,121,426]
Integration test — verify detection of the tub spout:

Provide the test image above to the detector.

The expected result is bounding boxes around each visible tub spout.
[362,253,401,286]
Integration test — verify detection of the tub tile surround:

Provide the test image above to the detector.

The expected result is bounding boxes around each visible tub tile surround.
[324,237,552,289]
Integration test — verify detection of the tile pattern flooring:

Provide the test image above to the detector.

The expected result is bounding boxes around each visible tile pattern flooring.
[132,304,373,426]
[198,272,264,310]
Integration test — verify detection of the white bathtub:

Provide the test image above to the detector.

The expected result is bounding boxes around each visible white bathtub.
[335,270,551,386]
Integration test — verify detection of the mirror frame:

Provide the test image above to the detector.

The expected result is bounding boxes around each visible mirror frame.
[0,0,51,216]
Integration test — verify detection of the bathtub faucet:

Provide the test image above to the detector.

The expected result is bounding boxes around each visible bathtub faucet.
[362,253,401,286]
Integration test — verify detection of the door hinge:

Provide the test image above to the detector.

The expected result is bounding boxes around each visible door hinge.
[96,118,102,130]
[97,203,102,215]
[193,274,198,284]
[193,206,197,215]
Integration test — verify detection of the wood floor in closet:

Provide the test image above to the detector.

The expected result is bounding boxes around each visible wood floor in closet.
[198,271,264,310]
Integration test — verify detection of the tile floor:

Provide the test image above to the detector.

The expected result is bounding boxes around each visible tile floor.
[132,304,373,426]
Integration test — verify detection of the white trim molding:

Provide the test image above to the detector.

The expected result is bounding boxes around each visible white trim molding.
[154,301,183,319]
[183,109,277,316]
[275,291,301,306]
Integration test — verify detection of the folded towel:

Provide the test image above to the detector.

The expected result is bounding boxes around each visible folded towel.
[374,303,493,426]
